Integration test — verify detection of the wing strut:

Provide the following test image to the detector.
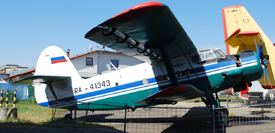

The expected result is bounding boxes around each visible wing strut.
[159,46,178,85]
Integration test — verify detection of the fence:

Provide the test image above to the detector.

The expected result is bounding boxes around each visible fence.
[51,100,275,133]
[0,83,28,100]
[0,89,18,120]
[226,102,275,133]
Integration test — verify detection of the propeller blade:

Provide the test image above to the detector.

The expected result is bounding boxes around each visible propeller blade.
[255,39,270,82]
[255,39,261,60]
[262,67,270,82]
[260,39,263,60]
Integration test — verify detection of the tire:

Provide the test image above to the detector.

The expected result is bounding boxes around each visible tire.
[219,111,228,126]
[64,114,72,121]
[215,110,229,127]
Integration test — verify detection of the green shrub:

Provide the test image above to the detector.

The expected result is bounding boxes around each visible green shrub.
[27,97,37,103]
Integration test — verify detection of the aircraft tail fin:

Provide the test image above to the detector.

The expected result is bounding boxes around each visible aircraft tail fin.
[222,5,275,88]
[35,46,80,78]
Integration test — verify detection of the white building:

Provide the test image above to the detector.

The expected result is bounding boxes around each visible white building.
[0,64,28,74]
[68,50,143,78]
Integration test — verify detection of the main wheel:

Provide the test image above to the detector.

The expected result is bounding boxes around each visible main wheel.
[218,111,228,126]
[216,108,229,126]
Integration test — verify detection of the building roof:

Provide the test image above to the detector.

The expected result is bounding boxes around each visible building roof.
[5,68,35,79]
[70,50,100,60]
[7,67,36,76]
[70,50,120,60]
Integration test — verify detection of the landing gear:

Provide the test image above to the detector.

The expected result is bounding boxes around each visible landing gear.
[64,110,73,120]
[216,107,229,126]
[201,92,229,126]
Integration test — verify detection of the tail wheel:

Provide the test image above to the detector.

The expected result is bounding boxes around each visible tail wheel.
[64,114,72,121]
[171,101,177,105]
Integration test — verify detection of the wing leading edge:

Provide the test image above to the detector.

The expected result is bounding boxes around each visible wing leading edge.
[136,84,205,104]
[85,1,197,65]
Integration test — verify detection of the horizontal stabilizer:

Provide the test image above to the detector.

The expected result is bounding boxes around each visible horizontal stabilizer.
[225,28,264,48]
[136,84,205,104]
[12,75,70,85]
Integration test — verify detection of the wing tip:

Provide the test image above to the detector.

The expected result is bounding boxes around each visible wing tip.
[222,4,244,10]
[112,1,165,18]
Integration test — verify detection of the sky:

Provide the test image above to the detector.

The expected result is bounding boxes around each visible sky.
[0,0,274,67]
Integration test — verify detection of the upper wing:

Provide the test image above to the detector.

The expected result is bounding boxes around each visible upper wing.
[136,84,205,104]
[85,2,196,65]
[12,75,71,85]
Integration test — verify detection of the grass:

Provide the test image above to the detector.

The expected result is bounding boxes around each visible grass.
[16,101,66,123]
[186,98,202,103]
[218,96,243,101]
[0,101,67,127]
[0,101,117,130]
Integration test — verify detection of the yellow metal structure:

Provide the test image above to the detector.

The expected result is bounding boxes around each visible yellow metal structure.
[5,91,9,107]
[222,5,275,88]
[13,90,17,108]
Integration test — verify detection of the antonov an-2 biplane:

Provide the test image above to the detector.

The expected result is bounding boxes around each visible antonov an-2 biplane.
[13,2,263,121]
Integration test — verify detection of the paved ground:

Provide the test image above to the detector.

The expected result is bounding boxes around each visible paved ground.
[54,101,275,133]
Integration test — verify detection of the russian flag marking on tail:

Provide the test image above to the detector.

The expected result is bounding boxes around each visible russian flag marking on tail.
[51,56,67,64]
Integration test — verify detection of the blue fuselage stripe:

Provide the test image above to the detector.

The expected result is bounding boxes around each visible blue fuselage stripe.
[75,78,157,101]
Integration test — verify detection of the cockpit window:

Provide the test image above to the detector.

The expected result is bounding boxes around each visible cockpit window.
[192,48,226,64]
[199,49,211,53]
[199,54,206,61]
[205,52,215,59]
[213,49,226,59]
